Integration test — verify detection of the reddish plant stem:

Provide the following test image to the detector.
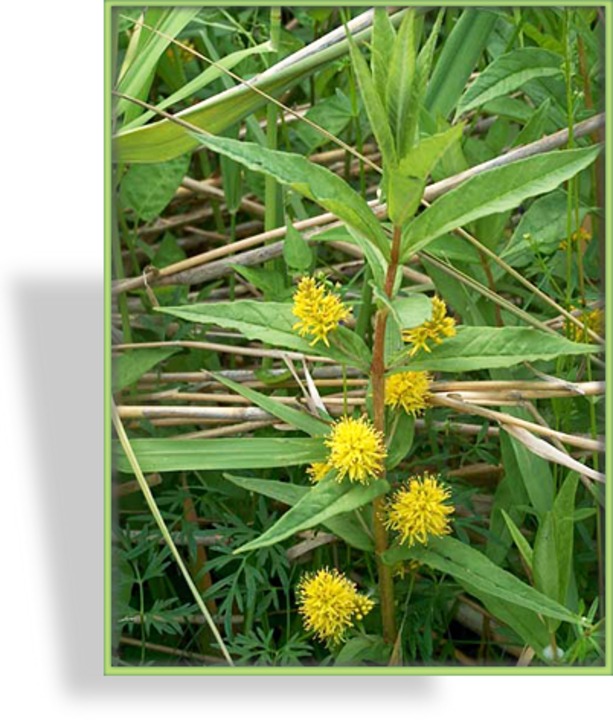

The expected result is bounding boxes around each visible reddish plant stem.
[370,225,402,644]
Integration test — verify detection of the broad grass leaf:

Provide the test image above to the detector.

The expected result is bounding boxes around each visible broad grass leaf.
[400,146,601,260]
[113,347,180,392]
[156,300,371,369]
[188,132,390,258]
[424,8,498,120]
[114,437,327,473]
[115,17,389,163]
[234,477,389,553]
[116,8,201,122]
[213,372,330,437]
[393,326,597,373]
[224,474,374,551]
[532,511,559,631]
[457,48,563,117]
[382,536,581,625]
[121,41,275,132]
[120,154,190,221]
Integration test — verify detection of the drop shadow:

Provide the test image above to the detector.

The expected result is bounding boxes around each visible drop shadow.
[15,277,435,700]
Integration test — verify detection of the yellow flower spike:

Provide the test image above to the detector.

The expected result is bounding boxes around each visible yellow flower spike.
[296,568,375,645]
[325,416,386,484]
[385,473,454,547]
[307,461,332,483]
[292,276,351,347]
[384,371,432,416]
[402,296,456,356]
[560,226,592,251]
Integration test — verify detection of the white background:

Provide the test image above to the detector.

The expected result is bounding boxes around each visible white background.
[0,1,610,717]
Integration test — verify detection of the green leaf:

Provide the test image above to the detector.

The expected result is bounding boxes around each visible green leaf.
[462,584,550,654]
[189,132,390,258]
[393,326,597,373]
[156,300,371,370]
[393,293,433,329]
[120,154,190,221]
[499,189,593,270]
[115,19,388,163]
[113,347,180,392]
[294,91,354,153]
[533,472,579,632]
[212,372,330,437]
[457,48,563,117]
[425,9,498,120]
[500,416,555,515]
[224,474,374,551]
[386,412,415,470]
[386,171,425,227]
[344,227,388,288]
[382,536,581,625]
[283,223,314,272]
[346,29,397,168]
[121,41,275,131]
[398,123,465,178]
[385,10,416,159]
[114,437,327,473]
[400,146,601,260]
[371,8,396,105]
[486,465,529,565]
[501,509,534,570]
[404,9,444,148]
[234,477,389,553]
[116,8,201,122]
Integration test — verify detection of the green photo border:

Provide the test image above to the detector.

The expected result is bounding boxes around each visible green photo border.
[103,0,612,675]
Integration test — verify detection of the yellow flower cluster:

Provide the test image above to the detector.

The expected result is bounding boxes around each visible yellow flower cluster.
[559,226,592,251]
[166,39,197,63]
[385,473,454,547]
[569,307,605,342]
[384,371,432,416]
[402,297,456,356]
[307,461,332,483]
[292,276,351,347]
[297,568,374,645]
[323,416,386,484]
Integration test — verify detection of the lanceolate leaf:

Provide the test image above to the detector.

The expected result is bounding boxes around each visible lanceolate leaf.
[347,30,397,168]
[382,536,582,625]
[156,301,371,370]
[371,7,396,104]
[188,132,390,258]
[392,326,596,373]
[400,146,601,260]
[224,474,374,551]
[213,373,330,437]
[114,437,327,473]
[457,48,563,117]
[386,10,416,159]
[234,477,389,553]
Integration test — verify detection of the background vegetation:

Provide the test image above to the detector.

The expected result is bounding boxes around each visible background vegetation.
[110,5,605,669]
